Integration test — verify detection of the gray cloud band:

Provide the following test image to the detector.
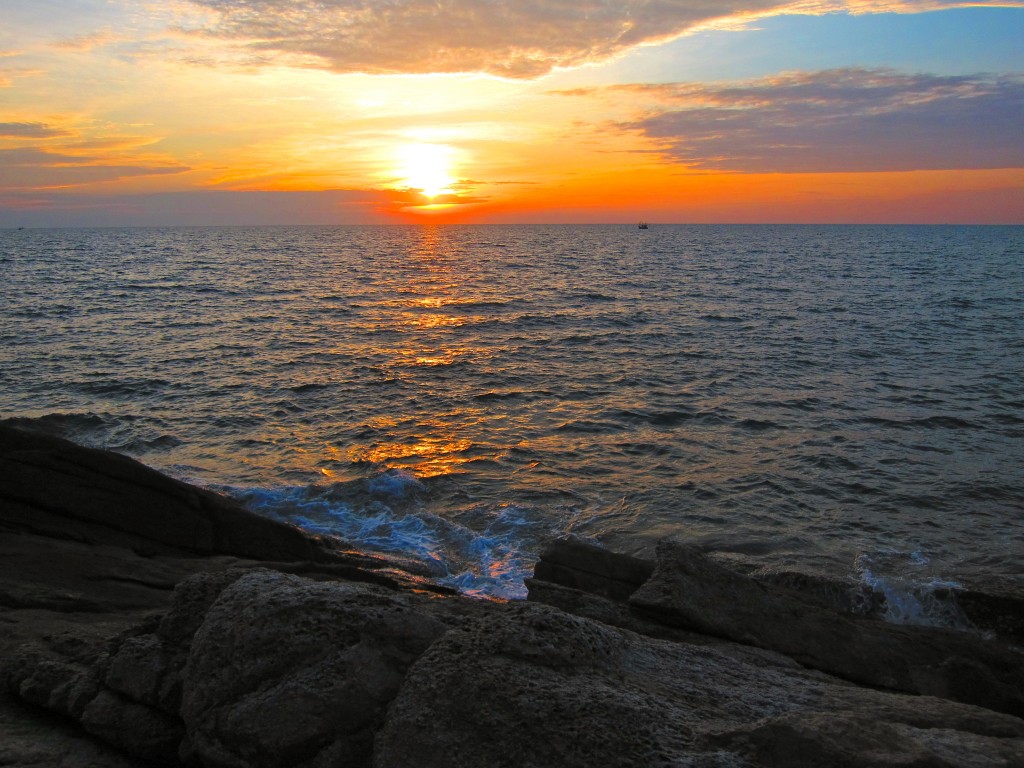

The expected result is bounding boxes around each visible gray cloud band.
[598,69,1024,172]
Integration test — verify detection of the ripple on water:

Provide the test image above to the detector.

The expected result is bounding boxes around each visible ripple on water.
[1,224,1022,596]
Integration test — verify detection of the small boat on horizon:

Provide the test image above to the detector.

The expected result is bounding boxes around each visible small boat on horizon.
[638,222,649,229]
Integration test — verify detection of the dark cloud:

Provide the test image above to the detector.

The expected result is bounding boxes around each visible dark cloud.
[602,69,1024,172]
[0,189,402,227]
[0,147,190,189]
[0,122,70,138]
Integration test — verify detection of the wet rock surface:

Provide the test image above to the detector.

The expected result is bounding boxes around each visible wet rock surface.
[377,600,1024,768]
[2,424,1023,767]
[628,539,1024,717]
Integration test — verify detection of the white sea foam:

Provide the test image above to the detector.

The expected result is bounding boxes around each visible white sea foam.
[229,475,563,599]
[854,550,972,629]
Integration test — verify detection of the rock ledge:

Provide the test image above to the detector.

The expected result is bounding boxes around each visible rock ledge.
[2,425,1022,767]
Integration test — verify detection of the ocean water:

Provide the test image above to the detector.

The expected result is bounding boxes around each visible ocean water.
[2,224,1022,608]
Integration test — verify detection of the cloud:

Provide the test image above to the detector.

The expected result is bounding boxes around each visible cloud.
[0,147,190,190]
[52,31,123,51]
[0,67,44,87]
[178,0,1024,78]
[0,188,406,227]
[593,69,1024,172]
[0,122,71,138]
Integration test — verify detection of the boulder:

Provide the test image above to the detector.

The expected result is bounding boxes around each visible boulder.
[629,539,1024,716]
[531,536,654,601]
[179,570,474,768]
[375,600,1024,768]
[957,578,1024,642]
[5,567,479,768]
[4,426,1024,768]
[0,424,452,766]
[0,423,339,561]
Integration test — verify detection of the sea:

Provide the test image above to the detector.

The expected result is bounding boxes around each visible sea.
[2,224,1022,619]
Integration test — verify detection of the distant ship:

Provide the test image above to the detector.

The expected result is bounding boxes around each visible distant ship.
[638,222,649,229]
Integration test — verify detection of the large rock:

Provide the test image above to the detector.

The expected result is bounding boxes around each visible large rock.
[531,536,654,601]
[957,578,1024,643]
[629,540,1024,716]
[0,423,338,561]
[180,570,467,768]
[4,426,1024,767]
[376,600,1024,768]
[5,568,477,768]
[8,557,1024,768]
[0,424,451,767]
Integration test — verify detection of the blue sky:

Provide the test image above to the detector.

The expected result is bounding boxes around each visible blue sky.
[551,9,1024,86]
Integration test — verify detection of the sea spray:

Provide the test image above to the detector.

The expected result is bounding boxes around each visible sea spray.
[855,550,974,630]
[226,469,582,599]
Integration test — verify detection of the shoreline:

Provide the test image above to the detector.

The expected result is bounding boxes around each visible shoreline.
[2,424,1022,766]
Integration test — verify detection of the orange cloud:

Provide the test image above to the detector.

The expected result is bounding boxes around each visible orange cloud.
[177,0,1024,78]
[0,122,71,138]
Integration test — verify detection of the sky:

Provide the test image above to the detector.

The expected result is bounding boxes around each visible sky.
[1,0,1022,226]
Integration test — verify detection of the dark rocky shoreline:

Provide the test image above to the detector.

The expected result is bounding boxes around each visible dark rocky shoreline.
[2,423,1022,767]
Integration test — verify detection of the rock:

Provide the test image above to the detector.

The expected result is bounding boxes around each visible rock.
[629,539,1024,716]
[0,687,148,768]
[0,423,338,562]
[5,636,104,722]
[4,425,1024,767]
[531,536,654,601]
[703,710,1024,767]
[375,600,1024,768]
[5,567,475,768]
[754,567,885,616]
[957,578,1024,642]
[180,570,471,768]
[0,424,452,766]
[80,688,183,767]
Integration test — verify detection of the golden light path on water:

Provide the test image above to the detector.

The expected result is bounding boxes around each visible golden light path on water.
[325,226,504,481]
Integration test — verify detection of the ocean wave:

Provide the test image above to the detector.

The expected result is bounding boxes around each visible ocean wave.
[700,313,745,322]
[858,415,979,430]
[736,418,787,431]
[71,378,173,398]
[228,471,579,599]
[854,550,974,630]
[554,419,625,434]
[286,382,334,393]
[474,390,525,401]
[0,412,182,455]
[568,291,617,302]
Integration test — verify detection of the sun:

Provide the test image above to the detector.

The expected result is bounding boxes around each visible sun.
[396,143,456,199]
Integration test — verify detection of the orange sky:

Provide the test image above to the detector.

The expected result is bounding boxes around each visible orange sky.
[1,1,1022,225]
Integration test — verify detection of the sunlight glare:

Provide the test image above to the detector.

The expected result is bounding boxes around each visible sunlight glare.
[397,143,456,199]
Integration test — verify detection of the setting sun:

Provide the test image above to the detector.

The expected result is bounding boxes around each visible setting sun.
[396,143,457,199]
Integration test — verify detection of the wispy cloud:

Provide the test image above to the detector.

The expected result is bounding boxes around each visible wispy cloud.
[177,0,1024,78]
[0,122,71,138]
[0,146,190,190]
[52,30,123,52]
[562,69,1024,172]
[0,66,43,87]
[0,188,400,227]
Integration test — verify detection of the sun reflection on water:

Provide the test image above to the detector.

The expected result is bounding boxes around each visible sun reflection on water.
[342,226,501,478]
[347,434,477,478]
